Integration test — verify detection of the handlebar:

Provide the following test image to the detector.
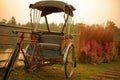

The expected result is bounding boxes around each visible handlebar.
[12,30,32,34]
[32,31,42,36]
[12,30,42,36]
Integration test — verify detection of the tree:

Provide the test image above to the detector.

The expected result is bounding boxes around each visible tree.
[8,16,16,25]
[105,20,118,30]
[25,22,31,28]
[0,19,7,24]
[17,23,21,26]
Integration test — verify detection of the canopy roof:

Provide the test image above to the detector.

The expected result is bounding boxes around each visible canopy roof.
[29,0,75,17]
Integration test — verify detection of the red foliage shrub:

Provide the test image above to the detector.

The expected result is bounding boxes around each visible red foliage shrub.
[78,24,115,63]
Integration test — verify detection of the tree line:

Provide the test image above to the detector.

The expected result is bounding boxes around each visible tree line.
[0,16,120,63]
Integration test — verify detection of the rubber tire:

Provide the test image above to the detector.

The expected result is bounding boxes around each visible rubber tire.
[64,46,76,79]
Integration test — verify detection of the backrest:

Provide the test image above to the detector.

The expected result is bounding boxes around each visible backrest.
[39,34,63,45]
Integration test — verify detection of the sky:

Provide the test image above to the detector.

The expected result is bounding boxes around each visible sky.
[0,0,120,27]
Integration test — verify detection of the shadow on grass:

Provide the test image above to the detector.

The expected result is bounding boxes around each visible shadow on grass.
[0,64,66,80]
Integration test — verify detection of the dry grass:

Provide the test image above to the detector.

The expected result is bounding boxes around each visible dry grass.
[0,61,120,80]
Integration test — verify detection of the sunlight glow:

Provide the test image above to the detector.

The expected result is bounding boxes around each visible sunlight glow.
[0,0,120,26]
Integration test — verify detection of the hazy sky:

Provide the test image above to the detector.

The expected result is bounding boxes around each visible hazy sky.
[0,0,120,27]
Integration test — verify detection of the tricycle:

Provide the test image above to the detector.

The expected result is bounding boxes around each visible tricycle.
[3,0,76,80]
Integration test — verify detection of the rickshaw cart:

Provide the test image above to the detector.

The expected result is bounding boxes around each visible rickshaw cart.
[3,0,76,80]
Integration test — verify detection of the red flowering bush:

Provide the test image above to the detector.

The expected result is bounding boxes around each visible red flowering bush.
[77,24,115,63]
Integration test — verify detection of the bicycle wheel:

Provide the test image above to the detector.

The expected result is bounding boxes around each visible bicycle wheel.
[64,45,76,79]
[3,45,20,80]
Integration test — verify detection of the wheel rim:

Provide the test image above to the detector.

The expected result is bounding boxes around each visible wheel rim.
[65,46,75,78]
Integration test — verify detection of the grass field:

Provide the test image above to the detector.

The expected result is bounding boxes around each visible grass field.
[0,61,120,80]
